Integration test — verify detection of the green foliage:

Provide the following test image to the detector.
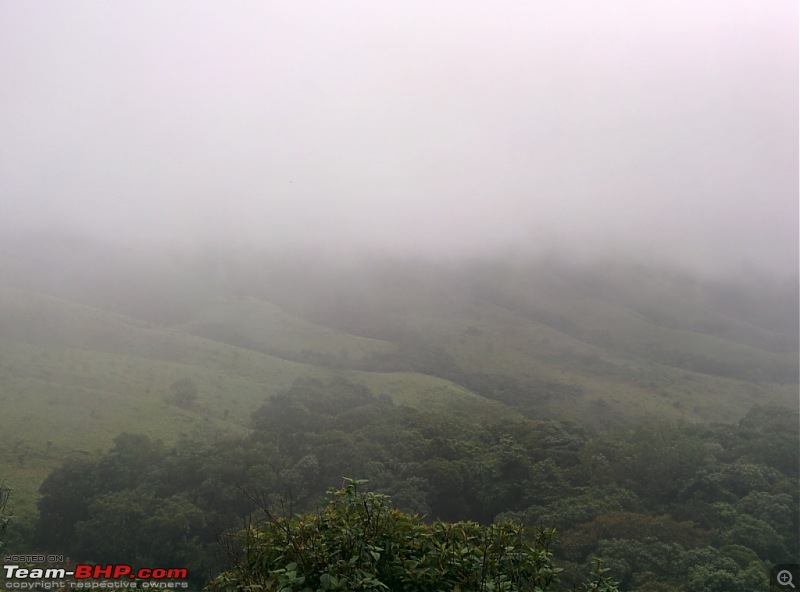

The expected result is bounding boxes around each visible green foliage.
[559,511,709,563]
[27,379,800,589]
[582,558,621,592]
[0,482,11,549]
[599,423,709,504]
[34,435,256,588]
[35,457,98,547]
[726,514,788,560]
[679,547,769,592]
[505,486,642,532]
[208,480,568,592]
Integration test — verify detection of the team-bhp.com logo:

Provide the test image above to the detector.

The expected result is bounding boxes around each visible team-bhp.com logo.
[3,563,188,589]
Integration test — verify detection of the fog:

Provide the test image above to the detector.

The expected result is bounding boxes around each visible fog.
[1,1,797,275]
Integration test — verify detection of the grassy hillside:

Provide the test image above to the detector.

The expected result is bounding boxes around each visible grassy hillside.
[0,286,517,516]
[0,248,796,522]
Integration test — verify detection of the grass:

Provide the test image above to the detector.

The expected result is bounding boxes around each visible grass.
[180,296,397,361]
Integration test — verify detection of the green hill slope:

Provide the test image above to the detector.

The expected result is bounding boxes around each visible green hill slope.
[247,256,796,423]
[0,250,796,520]
[0,286,517,516]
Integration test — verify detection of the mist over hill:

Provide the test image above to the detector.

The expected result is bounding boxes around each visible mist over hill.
[3,237,797,402]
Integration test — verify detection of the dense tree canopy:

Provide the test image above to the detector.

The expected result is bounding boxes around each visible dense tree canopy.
[29,379,799,590]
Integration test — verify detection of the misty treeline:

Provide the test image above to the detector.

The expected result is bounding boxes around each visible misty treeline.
[11,378,797,591]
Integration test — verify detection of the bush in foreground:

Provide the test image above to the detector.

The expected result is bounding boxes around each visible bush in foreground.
[207,480,617,592]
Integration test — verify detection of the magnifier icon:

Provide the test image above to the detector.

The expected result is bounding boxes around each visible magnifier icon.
[778,570,796,588]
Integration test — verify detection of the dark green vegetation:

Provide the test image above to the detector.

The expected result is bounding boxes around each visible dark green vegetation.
[28,379,800,590]
[0,482,10,551]
[0,241,797,589]
[208,480,575,592]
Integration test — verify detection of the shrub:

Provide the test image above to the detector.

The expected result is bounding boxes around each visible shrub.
[207,480,567,592]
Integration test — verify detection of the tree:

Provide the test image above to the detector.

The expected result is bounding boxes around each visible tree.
[207,480,582,592]
[74,488,215,587]
[0,482,11,549]
[35,458,98,548]
[680,547,769,592]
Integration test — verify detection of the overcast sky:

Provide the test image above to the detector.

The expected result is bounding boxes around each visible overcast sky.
[1,1,797,273]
